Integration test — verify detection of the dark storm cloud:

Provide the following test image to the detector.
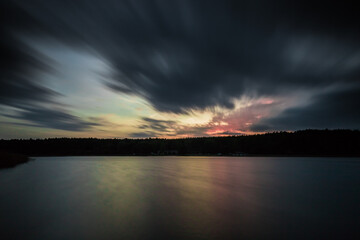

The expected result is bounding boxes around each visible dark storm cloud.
[132,117,212,138]
[251,87,360,131]
[1,1,103,132]
[5,0,358,110]
[2,106,99,131]
[0,1,55,107]
[139,117,176,132]
[95,0,360,113]
[2,0,360,130]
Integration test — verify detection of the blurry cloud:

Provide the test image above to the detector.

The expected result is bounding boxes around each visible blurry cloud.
[0,2,55,107]
[131,117,212,138]
[4,0,358,112]
[139,117,176,132]
[251,87,360,131]
[2,106,100,131]
[0,1,107,133]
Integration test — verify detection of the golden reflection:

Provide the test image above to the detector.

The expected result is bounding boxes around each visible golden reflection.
[91,157,148,238]
[170,157,217,238]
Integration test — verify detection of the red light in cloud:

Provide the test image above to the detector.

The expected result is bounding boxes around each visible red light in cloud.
[258,98,275,105]
[131,96,295,138]
[204,97,285,136]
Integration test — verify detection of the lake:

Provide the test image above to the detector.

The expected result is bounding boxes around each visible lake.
[1,156,359,239]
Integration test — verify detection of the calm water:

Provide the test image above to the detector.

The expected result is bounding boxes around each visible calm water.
[0,157,359,240]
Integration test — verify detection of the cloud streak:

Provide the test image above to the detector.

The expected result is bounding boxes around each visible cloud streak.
[251,86,360,131]
[131,117,212,138]
[2,106,100,131]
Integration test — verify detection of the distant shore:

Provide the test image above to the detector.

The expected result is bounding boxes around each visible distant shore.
[29,154,360,157]
[1,130,360,158]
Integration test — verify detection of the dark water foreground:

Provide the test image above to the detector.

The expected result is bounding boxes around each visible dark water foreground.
[0,157,359,240]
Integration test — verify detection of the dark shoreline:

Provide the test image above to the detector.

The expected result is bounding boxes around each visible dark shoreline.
[31,154,360,158]
[1,130,360,161]
[0,152,31,169]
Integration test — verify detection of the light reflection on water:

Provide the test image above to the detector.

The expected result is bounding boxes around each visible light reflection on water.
[0,156,359,240]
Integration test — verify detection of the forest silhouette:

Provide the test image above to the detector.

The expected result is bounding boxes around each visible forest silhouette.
[1,129,359,157]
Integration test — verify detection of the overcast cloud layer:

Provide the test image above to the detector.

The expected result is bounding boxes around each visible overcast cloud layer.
[1,0,359,137]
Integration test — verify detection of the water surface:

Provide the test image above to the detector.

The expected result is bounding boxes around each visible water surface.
[1,156,359,239]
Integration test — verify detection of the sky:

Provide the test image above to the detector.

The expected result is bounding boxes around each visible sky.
[1,0,360,139]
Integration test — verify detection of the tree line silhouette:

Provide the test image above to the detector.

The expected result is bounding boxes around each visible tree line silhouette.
[1,130,359,157]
